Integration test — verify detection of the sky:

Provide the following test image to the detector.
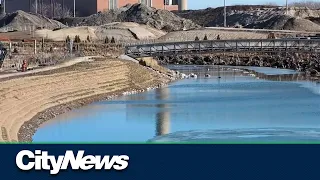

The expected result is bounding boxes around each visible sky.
[188,0,302,9]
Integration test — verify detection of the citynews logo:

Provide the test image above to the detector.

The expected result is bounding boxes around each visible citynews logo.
[16,150,129,175]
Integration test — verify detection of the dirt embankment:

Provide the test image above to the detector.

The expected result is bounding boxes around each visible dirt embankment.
[0,57,173,142]
[157,53,320,76]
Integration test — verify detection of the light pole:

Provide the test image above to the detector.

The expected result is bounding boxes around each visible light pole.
[35,0,38,14]
[224,0,227,27]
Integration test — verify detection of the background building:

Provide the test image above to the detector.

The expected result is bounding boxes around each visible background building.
[0,0,187,17]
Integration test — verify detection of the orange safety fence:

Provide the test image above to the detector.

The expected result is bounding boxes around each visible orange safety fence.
[0,37,11,42]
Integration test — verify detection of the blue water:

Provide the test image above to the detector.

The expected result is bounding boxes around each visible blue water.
[33,66,320,142]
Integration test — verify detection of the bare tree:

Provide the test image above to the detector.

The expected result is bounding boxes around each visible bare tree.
[289,0,320,9]
[31,1,72,18]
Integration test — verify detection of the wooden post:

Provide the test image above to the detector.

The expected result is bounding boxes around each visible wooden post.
[34,40,37,54]
[32,25,35,38]
[41,37,44,52]
[9,41,12,56]
[236,41,238,51]
[69,40,73,54]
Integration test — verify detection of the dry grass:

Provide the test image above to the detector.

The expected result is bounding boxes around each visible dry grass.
[158,29,268,42]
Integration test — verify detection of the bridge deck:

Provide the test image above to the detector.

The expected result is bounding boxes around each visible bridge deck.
[125,39,320,58]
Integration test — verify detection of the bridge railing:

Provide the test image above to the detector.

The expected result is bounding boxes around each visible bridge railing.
[125,39,320,58]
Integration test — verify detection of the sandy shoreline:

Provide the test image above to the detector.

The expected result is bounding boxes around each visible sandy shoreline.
[0,57,174,142]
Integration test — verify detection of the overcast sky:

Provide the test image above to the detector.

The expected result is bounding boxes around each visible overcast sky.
[188,0,301,9]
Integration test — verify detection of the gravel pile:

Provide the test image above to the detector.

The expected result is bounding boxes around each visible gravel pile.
[175,5,320,32]
[58,3,200,32]
[0,10,66,32]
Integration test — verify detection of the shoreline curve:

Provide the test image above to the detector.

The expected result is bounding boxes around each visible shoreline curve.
[18,83,169,142]
[0,56,175,142]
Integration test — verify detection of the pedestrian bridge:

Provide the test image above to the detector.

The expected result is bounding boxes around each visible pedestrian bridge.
[125,39,320,58]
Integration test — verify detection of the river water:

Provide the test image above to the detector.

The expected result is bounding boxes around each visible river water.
[33,65,320,143]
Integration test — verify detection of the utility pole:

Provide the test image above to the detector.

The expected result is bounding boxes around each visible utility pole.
[62,0,64,17]
[224,0,227,27]
[286,0,288,15]
[50,0,53,18]
[29,0,31,12]
[2,0,5,14]
[73,0,75,17]
[40,0,43,15]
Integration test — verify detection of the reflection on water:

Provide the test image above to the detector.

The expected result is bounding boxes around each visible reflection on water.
[155,88,170,136]
[33,65,320,142]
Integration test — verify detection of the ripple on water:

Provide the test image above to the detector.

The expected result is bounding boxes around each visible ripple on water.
[149,128,320,143]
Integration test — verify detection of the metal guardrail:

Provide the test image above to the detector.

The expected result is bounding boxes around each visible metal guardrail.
[125,39,320,58]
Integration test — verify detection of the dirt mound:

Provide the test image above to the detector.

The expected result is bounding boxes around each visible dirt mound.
[308,17,320,25]
[174,5,279,27]
[35,22,166,42]
[58,3,199,31]
[35,26,98,41]
[175,5,320,32]
[0,10,66,32]
[245,15,320,31]
[283,17,320,31]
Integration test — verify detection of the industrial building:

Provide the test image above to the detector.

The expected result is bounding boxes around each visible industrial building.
[0,0,188,17]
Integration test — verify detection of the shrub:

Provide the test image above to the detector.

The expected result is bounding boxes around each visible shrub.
[74,35,81,43]
[13,47,18,53]
[66,35,71,43]
[104,36,109,44]
[110,36,116,43]
[203,34,208,40]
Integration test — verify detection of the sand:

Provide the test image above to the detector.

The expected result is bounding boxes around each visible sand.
[0,57,172,142]
[35,27,99,42]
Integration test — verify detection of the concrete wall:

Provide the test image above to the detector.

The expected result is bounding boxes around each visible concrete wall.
[152,0,164,9]
[97,0,108,12]
[165,5,178,11]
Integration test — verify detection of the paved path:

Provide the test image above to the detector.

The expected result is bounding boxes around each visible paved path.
[0,56,102,80]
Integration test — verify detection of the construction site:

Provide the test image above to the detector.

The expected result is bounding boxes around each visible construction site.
[1,0,188,17]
